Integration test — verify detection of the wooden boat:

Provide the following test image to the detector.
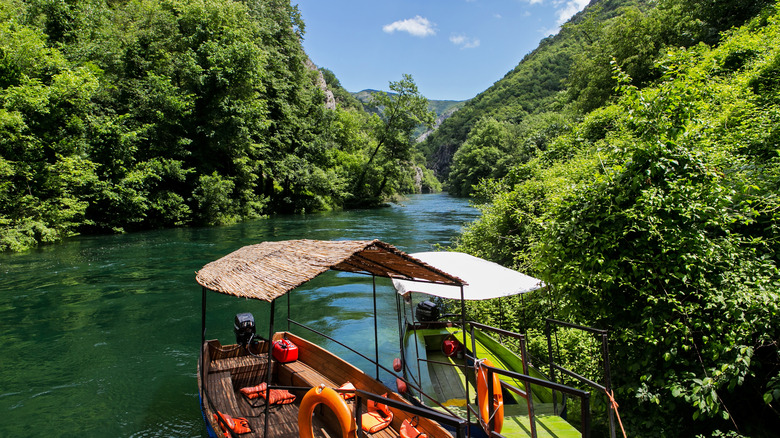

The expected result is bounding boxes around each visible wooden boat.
[392,252,596,438]
[196,240,469,438]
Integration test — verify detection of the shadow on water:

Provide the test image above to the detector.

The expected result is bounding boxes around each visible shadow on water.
[0,193,478,437]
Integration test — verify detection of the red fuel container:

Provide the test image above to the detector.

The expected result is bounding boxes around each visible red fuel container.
[272,339,298,363]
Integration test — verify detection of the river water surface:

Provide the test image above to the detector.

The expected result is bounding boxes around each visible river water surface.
[0,193,478,437]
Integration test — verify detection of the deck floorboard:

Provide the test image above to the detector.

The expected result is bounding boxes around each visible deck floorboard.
[426,351,467,404]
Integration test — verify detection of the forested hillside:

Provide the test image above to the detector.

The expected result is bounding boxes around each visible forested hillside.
[0,0,438,252]
[453,0,780,436]
[426,0,774,196]
[418,0,633,184]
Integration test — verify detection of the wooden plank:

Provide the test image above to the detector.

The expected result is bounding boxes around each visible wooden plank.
[236,395,300,438]
[206,371,270,438]
[280,360,338,389]
[206,371,241,414]
[429,361,452,402]
[212,354,271,389]
[364,425,401,438]
[426,351,467,403]
[211,354,268,372]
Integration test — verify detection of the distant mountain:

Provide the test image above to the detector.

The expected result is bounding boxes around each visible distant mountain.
[352,89,465,116]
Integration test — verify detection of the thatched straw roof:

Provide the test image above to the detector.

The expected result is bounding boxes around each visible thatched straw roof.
[196,239,465,301]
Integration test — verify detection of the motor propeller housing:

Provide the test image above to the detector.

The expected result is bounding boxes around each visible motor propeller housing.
[233,312,256,346]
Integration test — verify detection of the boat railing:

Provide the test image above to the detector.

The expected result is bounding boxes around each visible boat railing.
[465,321,539,436]
[464,320,603,438]
[289,317,465,419]
[354,389,468,438]
[477,360,592,438]
[545,318,616,438]
[199,338,467,438]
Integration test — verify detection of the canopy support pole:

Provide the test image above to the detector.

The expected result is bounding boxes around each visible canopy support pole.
[373,275,380,379]
[263,299,276,438]
[201,287,207,345]
[410,295,423,387]
[522,293,526,336]
[499,296,504,331]
[396,291,408,385]
[460,285,471,437]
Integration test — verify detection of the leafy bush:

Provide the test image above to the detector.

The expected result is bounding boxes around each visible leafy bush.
[457,7,780,436]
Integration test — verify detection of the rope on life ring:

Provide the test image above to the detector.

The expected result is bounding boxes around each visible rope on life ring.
[476,359,504,434]
[298,384,357,438]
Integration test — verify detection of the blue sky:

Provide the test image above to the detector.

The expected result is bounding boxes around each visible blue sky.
[293,0,591,101]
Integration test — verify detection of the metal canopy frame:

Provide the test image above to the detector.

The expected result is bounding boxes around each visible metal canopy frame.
[198,239,468,438]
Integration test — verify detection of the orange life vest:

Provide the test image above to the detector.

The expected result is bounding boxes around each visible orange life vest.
[361,394,393,434]
[239,382,295,405]
[400,417,428,438]
[214,411,251,436]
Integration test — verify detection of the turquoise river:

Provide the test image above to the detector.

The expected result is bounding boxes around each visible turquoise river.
[0,193,479,437]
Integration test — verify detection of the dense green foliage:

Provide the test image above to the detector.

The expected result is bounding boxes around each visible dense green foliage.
[454,1,780,436]
[420,30,573,185]
[431,0,778,196]
[418,1,646,184]
[0,0,437,251]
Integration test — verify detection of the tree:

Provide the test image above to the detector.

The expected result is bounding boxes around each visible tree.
[447,117,510,196]
[0,18,101,251]
[351,74,434,204]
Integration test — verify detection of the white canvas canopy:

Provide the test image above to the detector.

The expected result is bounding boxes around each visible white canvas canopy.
[392,251,545,300]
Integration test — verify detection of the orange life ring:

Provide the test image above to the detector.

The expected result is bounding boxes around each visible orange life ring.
[477,359,504,434]
[298,385,357,438]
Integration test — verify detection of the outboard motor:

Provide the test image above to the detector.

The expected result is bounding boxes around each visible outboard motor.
[415,300,440,322]
[234,312,256,346]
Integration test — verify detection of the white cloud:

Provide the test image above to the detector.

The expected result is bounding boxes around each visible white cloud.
[382,16,436,37]
[450,34,480,49]
[534,0,589,36]
[555,0,589,25]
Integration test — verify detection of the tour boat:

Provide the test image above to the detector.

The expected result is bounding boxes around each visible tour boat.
[196,239,468,438]
[393,251,610,438]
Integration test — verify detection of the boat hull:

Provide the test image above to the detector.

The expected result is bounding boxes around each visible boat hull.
[402,323,581,438]
[199,332,454,438]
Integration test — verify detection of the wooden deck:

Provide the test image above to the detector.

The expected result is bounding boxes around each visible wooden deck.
[204,359,343,438]
[201,335,437,438]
